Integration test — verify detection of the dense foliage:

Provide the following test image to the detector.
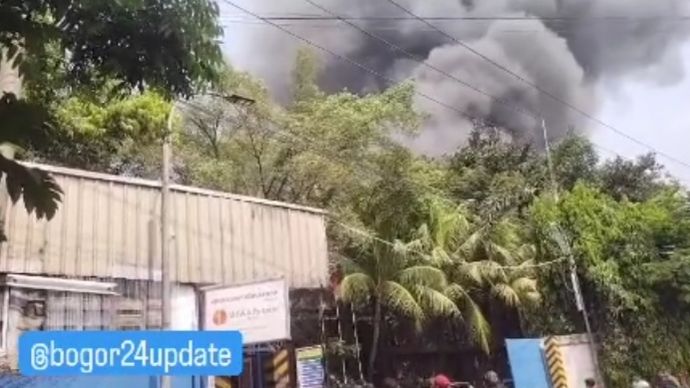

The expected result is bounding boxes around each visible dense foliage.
[3,40,690,386]
[0,0,223,240]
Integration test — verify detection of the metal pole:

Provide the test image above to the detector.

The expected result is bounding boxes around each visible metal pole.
[160,105,174,388]
[541,120,604,385]
[553,228,603,386]
[541,120,557,195]
[158,94,252,388]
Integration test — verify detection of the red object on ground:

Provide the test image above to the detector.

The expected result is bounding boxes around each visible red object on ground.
[434,374,452,388]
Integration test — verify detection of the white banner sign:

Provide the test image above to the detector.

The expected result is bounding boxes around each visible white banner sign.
[204,278,290,344]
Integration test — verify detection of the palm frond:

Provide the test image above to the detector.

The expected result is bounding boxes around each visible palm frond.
[457,227,485,259]
[339,273,375,305]
[489,242,516,265]
[397,265,447,289]
[516,244,536,261]
[458,292,491,353]
[460,261,485,286]
[511,277,538,293]
[511,277,541,306]
[372,244,406,280]
[411,285,460,318]
[523,291,542,305]
[409,223,431,250]
[0,155,63,242]
[491,283,520,308]
[339,254,381,285]
[405,236,426,257]
[392,239,410,257]
[508,259,537,278]
[430,246,452,266]
[464,260,507,284]
[436,210,465,248]
[465,297,492,354]
[490,218,521,247]
[444,283,491,353]
[380,280,425,324]
[444,283,470,303]
[340,256,367,275]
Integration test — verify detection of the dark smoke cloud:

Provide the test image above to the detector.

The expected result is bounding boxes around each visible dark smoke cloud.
[225,0,690,154]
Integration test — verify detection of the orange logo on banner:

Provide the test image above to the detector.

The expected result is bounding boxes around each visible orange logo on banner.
[213,309,227,326]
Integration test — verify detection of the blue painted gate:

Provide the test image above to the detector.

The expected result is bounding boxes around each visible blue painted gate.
[505,338,550,388]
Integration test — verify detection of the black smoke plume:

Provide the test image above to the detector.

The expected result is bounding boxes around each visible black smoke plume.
[225,0,690,153]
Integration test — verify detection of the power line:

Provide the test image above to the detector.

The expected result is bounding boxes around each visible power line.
[219,0,552,151]
[220,20,690,33]
[220,15,690,22]
[218,0,690,184]
[300,0,540,123]
[219,0,489,123]
[177,101,541,269]
[220,12,690,175]
[179,96,688,276]
[176,99,461,207]
[380,0,690,171]
[178,100,569,272]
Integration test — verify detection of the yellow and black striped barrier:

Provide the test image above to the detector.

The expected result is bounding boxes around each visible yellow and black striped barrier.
[214,376,233,388]
[263,348,292,388]
[544,336,568,388]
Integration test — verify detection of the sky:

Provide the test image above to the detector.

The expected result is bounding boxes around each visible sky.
[595,41,690,185]
[220,4,690,186]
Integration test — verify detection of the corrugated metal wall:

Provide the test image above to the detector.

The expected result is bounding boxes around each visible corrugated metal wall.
[0,163,329,288]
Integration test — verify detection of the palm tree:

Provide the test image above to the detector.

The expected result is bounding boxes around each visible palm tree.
[0,142,62,241]
[408,197,541,352]
[337,238,459,382]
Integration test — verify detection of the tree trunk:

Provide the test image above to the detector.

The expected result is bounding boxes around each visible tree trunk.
[367,297,383,383]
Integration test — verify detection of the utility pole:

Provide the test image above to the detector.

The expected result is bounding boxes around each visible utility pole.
[158,95,253,388]
[160,104,174,388]
[550,225,603,386]
[542,120,603,386]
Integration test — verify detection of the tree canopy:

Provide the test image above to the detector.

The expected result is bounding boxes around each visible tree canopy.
[0,0,224,240]
[5,42,690,386]
[1,0,223,97]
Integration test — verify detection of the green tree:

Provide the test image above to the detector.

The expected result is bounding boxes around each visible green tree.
[176,54,420,209]
[529,184,690,385]
[291,47,322,105]
[409,197,540,353]
[0,0,223,238]
[550,134,599,190]
[446,127,545,219]
[598,153,665,202]
[0,0,222,97]
[338,239,458,382]
[42,91,170,174]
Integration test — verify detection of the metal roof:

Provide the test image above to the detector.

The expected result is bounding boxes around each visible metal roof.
[0,163,329,288]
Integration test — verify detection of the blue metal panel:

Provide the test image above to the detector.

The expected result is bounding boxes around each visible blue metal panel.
[505,338,550,388]
[0,375,200,388]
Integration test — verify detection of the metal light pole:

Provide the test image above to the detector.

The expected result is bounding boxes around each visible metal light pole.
[542,119,604,386]
[162,104,175,331]
[160,105,174,388]
[159,94,253,388]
